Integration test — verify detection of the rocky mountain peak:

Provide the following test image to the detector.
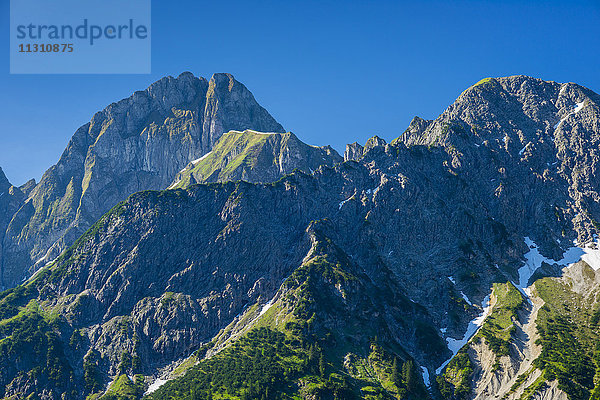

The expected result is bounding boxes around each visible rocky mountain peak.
[344,142,364,161]
[0,167,11,192]
[396,75,600,150]
[203,73,284,148]
[0,72,286,288]
[364,135,387,151]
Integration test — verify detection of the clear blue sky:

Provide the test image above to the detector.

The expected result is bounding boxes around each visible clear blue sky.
[1,0,599,185]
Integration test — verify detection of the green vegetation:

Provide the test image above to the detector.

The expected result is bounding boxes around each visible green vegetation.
[365,344,428,399]
[0,299,75,398]
[501,368,533,399]
[146,228,431,400]
[172,130,289,188]
[529,276,599,399]
[478,282,524,356]
[146,326,322,399]
[473,78,493,87]
[437,349,473,400]
[101,374,146,400]
[438,282,524,399]
[84,349,104,394]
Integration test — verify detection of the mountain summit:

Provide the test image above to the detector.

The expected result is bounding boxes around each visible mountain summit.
[0,72,285,289]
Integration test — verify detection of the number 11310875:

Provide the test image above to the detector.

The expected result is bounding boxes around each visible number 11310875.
[18,43,74,52]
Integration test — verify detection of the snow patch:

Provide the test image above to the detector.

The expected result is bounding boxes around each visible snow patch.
[167,181,179,190]
[227,129,278,136]
[460,291,473,306]
[518,145,527,156]
[448,276,456,285]
[191,151,212,165]
[259,299,274,317]
[517,237,584,288]
[338,195,353,210]
[144,378,168,395]
[554,101,585,129]
[579,240,600,271]
[421,366,430,387]
[435,294,491,375]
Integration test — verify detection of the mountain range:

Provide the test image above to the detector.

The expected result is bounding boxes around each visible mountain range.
[1,73,600,400]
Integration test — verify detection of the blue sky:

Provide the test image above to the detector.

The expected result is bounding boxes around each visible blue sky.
[1,0,599,185]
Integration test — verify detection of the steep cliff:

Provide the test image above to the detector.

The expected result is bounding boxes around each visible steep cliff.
[1,72,284,289]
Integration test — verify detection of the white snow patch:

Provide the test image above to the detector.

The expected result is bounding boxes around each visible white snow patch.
[514,236,600,304]
[144,378,168,395]
[0,192,4,198]
[259,299,274,317]
[421,366,430,387]
[338,195,353,210]
[36,254,48,265]
[448,276,456,284]
[559,84,567,97]
[579,241,600,271]
[554,101,586,129]
[518,145,527,156]
[191,151,212,165]
[460,291,473,306]
[167,181,179,190]
[227,129,278,136]
[436,294,491,375]
[167,152,214,189]
[517,237,584,289]
[440,327,447,334]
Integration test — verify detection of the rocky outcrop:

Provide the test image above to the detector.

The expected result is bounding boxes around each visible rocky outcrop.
[0,72,284,289]
[392,115,433,145]
[169,130,342,188]
[344,135,387,162]
[344,142,364,161]
[0,168,28,290]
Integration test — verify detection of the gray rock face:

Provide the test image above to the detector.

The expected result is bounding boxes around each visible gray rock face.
[393,115,433,145]
[396,75,600,252]
[0,168,26,291]
[364,135,387,151]
[169,130,342,188]
[0,72,284,289]
[344,142,364,161]
[343,135,387,162]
